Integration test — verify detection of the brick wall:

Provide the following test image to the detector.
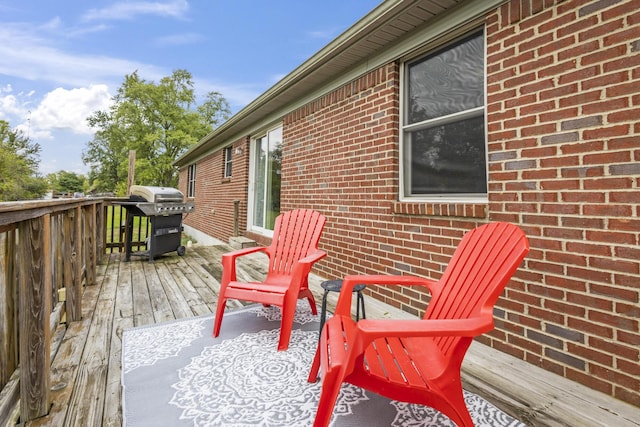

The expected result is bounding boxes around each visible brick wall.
[485,0,639,405]
[181,137,250,243]
[277,0,639,406]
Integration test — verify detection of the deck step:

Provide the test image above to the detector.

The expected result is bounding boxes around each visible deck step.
[229,236,257,249]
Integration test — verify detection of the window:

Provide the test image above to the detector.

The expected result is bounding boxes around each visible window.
[401,31,486,199]
[250,126,281,233]
[224,146,233,178]
[187,164,196,198]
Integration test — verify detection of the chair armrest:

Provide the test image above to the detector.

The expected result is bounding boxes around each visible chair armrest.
[298,249,327,265]
[334,274,439,316]
[343,316,495,363]
[221,246,267,285]
[288,250,327,290]
[222,245,267,261]
[356,317,494,338]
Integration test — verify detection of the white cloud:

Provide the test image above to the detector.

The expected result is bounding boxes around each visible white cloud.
[82,0,189,22]
[0,94,19,118]
[30,85,113,135]
[155,32,204,47]
[0,88,33,121]
[0,24,165,88]
[41,16,63,31]
[65,23,112,38]
[14,123,51,141]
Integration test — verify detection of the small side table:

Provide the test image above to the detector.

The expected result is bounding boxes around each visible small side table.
[319,279,366,336]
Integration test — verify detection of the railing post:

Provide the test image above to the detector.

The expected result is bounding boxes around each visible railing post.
[96,201,105,262]
[84,205,96,286]
[73,207,83,319]
[18,215,51,420]
[0,229,17,387]
[64,210,81,321]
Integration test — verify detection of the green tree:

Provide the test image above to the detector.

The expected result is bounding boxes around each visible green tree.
[0,120,47,201]
[198,91,232,129]
[83,69,231,193]
[83,111,130,194]
[47,170,87,195]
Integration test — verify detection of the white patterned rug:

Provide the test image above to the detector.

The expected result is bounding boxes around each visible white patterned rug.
[122,303,527,427]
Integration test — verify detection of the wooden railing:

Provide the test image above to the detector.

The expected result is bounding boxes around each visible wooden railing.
[0,197,147,424]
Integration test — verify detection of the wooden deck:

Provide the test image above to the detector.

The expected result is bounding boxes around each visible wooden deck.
[19,244,639,427]
[24,244,270,427]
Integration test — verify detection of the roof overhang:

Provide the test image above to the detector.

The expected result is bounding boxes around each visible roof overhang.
[174,0,507,167]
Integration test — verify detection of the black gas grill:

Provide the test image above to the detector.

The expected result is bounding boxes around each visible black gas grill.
[116,185,194,262]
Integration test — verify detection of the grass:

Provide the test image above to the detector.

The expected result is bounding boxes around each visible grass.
[105,204,150,247]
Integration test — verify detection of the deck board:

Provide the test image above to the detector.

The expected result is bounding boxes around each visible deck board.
[154,262,195,319]
[131,261,155,327]
[142,262,174,324]
[102,315,128,427]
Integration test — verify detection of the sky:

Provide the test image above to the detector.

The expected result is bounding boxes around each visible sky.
[0,0,381,176]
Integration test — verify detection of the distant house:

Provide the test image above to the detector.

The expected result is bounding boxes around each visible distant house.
[175,0,639,408]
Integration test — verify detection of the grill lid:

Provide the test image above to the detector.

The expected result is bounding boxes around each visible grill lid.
[129,185,184,203]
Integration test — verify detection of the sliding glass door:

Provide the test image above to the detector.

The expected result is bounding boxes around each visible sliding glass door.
[250,126,281,233]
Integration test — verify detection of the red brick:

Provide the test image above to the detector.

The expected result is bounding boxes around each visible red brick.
[583,97,630,115]
[568,343,615,368]
[591,256,639,275]
[616,301,640,320]
[547,251,587,267]
[557,15,599,38]
[583,149,631,165]
[561,140,604,155]
[583,177,633,190]
[604,27,640,47]
[521,123,558,136]
[584,45,630,67]
[583,205,633,219]
[603,53,640,73]
[567,369,612,396]
[615,385,640,408]
[568,317,614,338]
[559,90,602,108]
[590,364,639,392]
[608,107,640,123]
[609,216,640,230]
[520,78,556,95]
[614,273,640,291]
[618,330,640,347]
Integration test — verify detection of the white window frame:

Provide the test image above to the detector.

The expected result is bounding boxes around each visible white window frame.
[247,124,282,237]
[399,29,488,203]
[223,146,233,178]
[187,163,196,198]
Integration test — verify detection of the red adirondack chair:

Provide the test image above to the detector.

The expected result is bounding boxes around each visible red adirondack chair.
[213,209,326,351]
[308,222,529,427]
